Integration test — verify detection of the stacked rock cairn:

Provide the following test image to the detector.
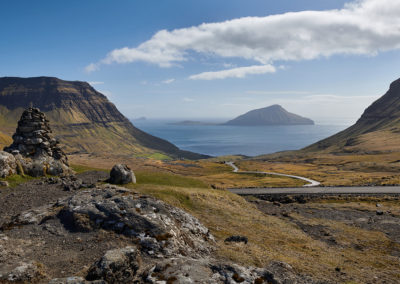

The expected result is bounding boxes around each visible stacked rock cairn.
[4,107,69,176]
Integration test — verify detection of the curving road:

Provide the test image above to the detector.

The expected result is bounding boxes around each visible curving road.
[225,161,320,187]
[225,162,400,196]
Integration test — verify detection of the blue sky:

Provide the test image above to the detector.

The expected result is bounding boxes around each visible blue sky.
[1,0,400,124]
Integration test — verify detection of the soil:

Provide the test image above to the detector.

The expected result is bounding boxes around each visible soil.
[246,196,400,250]
[0,171,136,280]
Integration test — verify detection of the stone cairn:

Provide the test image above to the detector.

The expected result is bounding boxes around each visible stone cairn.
[3,107,70,176]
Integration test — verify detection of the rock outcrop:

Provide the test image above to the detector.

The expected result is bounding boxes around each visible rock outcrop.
[3,107,70,177]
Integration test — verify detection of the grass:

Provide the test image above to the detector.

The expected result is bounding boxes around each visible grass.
[71,164,108,174]
[0,174,37,188]
[145,153,173,161]
[124,183,400,283]
[239,152,400,186]
[134,171,208,188]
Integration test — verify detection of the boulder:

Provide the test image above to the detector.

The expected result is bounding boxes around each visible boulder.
[109,164,135,184]
[0,151,17,178]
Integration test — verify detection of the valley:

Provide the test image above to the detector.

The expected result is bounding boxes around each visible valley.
[1,76,400,283]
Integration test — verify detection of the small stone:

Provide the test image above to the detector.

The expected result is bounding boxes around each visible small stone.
[0,181,9,187]
[376,210,384,216]
[224,235,248,244]
[376,203,382,208]
[273,201,281,207]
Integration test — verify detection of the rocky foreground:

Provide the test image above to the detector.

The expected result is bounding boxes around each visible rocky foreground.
[0,171,315,284]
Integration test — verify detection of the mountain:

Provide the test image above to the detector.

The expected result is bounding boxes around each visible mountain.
[224,105,314,126]
[304,77,400,153]
[0,77,207,159]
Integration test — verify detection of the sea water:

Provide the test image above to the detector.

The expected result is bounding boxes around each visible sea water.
[132,119,349,157]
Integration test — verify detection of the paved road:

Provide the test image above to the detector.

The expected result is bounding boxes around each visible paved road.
[225,161,321,187]
[228,186,400,195]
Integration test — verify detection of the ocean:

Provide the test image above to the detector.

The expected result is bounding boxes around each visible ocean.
[132,119,349,157]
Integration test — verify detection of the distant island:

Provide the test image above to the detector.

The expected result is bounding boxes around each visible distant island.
[168,120,219,126]
[132,116,147,121]
[223,104,314,126]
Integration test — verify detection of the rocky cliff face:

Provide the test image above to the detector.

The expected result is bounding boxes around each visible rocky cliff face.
[305,77,400,152]
[224,104,314,126]
[0,77,207,160]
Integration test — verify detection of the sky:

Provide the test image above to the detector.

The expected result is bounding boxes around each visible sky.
[1,0,400,124]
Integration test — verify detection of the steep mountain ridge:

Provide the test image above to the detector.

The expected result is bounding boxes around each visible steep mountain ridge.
[224,104,314,126]
[305,77,400,153]
[0,77,206,159]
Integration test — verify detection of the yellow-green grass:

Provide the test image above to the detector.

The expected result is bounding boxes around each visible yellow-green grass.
[124,183,400,282]
[133,171,208,188]
[0,174,37,188]
[241,152,400,186]
[72,163,208,188]
[0,131,12,149]
[71,164,108,174]
[144,153,172,161]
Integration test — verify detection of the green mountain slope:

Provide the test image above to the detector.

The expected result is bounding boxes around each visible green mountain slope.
[0,76,207,159]
[304,77,400,153]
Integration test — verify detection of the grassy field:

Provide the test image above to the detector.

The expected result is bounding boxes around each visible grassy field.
[240,151,400,186]
[69,155,305,188]
[122,182,400,283]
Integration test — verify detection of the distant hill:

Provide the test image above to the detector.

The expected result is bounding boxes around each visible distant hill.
[0,77,207,160]
[224,105,314,126]
[169,120,218,126]
[304,77,400,153]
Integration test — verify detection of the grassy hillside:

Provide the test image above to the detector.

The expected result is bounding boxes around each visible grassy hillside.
[304,78,400,154]
[0,77,207,160]
[0,130,12,150]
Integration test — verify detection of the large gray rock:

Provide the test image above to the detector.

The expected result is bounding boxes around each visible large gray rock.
[56,185,214,257]
[0,151,17,178]
[86,247,138,283]
[109,164,135,184]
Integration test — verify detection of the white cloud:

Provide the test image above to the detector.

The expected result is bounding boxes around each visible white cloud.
[86,0,400,77]
[162,78,175,84]
[85,63,99,73]
[183,97,195,102]
[88,81,104,86]
[189,64,276,80]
